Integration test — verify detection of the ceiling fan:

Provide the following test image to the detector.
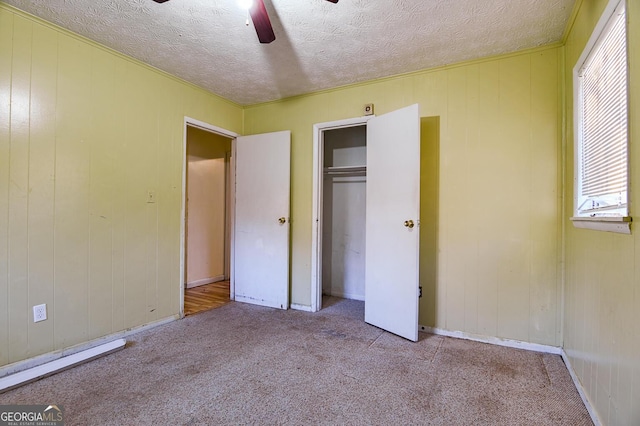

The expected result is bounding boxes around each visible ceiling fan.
[152,0,339,44]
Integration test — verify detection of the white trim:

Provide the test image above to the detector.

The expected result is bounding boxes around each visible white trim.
[290,303,313,312]
[570,216,632,234]
[184,117,239,139]
[561,350,603,426]
[224,151,232,281]
[186,275,226,289]
[0,339,126,393]
[182,117,238,314]
[418,325,563,355]
[324,291,364,301]
[311,116,373,313]
[0,315,178,379]
[229,139,236,301]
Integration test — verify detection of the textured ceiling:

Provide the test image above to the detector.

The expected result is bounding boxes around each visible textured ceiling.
[3,0,575,105]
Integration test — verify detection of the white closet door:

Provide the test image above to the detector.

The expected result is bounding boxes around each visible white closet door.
[365,104,420,341]
[234,131,291,309]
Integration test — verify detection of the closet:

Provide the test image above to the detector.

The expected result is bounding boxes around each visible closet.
[313,104,421,341]
[321,125,367,301]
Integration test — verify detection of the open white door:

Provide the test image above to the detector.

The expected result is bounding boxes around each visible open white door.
[234,131,291,309]
[365,104,420,341]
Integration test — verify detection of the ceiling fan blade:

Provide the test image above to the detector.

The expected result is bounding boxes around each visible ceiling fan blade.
[325,0,339,3]
[249,0,276,44]
[152,0,171,3]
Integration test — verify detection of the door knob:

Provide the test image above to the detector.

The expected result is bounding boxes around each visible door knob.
[404,220,414,229]
[278,217,286,224]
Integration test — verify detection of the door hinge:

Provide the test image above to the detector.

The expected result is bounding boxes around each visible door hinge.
[419,286,422,298]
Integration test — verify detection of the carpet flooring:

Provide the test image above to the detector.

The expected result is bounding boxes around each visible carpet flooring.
[0,298,592,425]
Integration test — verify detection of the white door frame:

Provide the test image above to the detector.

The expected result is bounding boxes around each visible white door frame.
[311,116,373,313]
[181,117,238,317]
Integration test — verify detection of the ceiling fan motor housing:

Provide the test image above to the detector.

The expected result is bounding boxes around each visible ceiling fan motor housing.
[152,0,338,43]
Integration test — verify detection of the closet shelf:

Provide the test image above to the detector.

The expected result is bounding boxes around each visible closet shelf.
[323,165,367,177]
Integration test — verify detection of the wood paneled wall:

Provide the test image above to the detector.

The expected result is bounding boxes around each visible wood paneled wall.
[0,5,242,367]
[244,46,563,346]
[563,0,640,424]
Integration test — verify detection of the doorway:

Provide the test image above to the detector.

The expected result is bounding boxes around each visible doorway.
[182,119,237,317]
[180,118,292,317]
[311,117,372,313]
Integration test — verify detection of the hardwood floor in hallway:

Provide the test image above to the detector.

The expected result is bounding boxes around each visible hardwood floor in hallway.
[184,280,230,316]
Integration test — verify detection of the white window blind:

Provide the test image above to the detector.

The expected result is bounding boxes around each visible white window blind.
[577,2,628,215]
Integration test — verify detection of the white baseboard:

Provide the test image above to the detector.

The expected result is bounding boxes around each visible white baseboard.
[186,275,225,288]
[326,291,364,301]
[0,314,179,379]
[0,339,126,393]
[418,325,563,355]
[290,303,313,312]
[561,350,602,426]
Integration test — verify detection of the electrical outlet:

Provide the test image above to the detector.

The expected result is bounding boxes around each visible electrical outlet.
[33,304,47,323]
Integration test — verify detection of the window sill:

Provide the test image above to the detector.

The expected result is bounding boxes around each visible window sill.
[570,216,632,234]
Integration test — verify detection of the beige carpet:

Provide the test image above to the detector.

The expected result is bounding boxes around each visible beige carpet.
[0,297,592,425]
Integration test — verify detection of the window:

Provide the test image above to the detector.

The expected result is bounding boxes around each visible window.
[572,0,630,232]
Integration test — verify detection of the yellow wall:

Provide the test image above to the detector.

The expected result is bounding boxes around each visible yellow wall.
[563,0,640,424]
[0,5,242,367]
[244,46,563,346]
[419,117,440,330]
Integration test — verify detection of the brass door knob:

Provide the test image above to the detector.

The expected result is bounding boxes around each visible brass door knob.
[404,220,414,229]
[278,217,286,224]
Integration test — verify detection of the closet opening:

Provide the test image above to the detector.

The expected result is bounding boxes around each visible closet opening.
[321,126,367,305]
[312,107,431,341]
[311,116,373,313]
